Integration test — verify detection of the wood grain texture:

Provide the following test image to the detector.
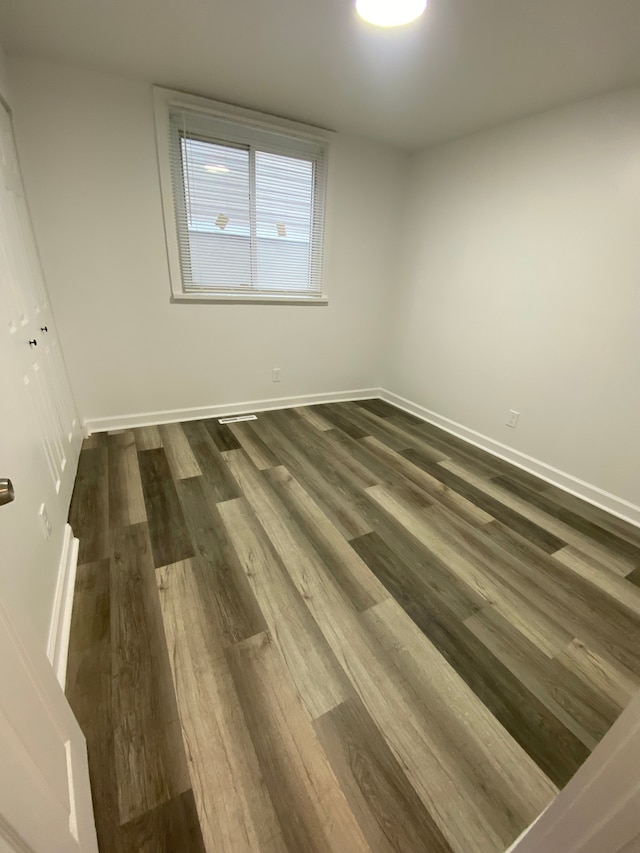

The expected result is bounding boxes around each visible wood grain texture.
[69,446,109,563]
[442,459,637,573]
[181,419,241,504]
[176,475,267,647]
[156,560,286,853]
[110,523,190,823]
[227,631,370,853]
[313,696,455,853]
[293,404,334,431]
[228,420,280,470]
[159,422,202,480]
[218,496,351,719]
[67,400,640,853]
[264,465,390,612]
[138,447,195,568]
[118,790,206,853]
[134,425,163,451]
[363,599,557,843]
[251,410,373,539]
[108,431,146,528]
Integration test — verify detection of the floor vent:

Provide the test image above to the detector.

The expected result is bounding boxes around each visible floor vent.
[218,414,258,424]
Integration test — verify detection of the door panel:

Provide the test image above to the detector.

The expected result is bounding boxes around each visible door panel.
[0,96,96,852]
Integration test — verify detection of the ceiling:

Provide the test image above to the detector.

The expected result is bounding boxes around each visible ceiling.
[1,0,640,149]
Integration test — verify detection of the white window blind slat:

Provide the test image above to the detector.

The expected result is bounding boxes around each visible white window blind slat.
[168,106,328,298]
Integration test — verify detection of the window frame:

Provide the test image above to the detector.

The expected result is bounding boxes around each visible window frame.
[153,87,333,305]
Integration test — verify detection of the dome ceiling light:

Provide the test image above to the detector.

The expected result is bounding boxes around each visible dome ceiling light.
[356,0,427,28]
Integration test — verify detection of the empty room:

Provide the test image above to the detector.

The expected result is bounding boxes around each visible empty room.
[1,0,640,851]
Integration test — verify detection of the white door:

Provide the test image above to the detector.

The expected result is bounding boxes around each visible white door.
[0,99,97,851]
[0,94,81,526]
[0,596,98,853]
[0,91,82,649]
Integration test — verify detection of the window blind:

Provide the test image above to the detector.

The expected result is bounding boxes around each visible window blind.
[168,106,328,299]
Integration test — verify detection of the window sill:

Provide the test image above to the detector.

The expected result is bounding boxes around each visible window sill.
[170,292,329,305]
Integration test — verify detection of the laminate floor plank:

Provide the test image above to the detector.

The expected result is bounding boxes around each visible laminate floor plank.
[554,639,640,715]
[118,790,206,853]
[69,446,109,563]
[228,420,280,470]
[362,435,494,527]
[376,574,589,787]
[66,558,118,853]
[336,402,449,461]
[442,459,637,574]
[81,432,109,449]
[138,447,195,568]
[156,560,286,853]
[465,606,619,748]
[324,427,436,512]
[628,567,640,587]
[494,475,640,565]
[134,425,163,451]
[218,495,352,719]
[181,419,241,504]
[228,632,371,853]
[278,407,380,492]
[387,416,500,479]
[251,411,372,539]
[108,431,147,528]
[263,464,390,612]
[365,484,572,657]
[390,415,549,491]
[350,530,484,624]
[552,545,640,616]
[159,422,202,480]
[356,398,403,419]
[110,523,190,824]
[481,521,640,675]
[267,514,543,853]
[313,696,455,853]
[537,484,640,549]
[316,401,371,439]
[66,559,111,699]
[66,400,640,853]
[293,404,335,431]
[406,453,566,554]
[268,406,379,499]
[363,599,557,840]
[176,475,267,647]
[203,418,243,452]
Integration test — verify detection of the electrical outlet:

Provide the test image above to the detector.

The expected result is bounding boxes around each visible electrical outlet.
[506,410,520,429]
[272,367,281,383]
[38,503,52,540]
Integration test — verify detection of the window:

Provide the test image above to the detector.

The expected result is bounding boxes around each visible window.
[154,88,331,303]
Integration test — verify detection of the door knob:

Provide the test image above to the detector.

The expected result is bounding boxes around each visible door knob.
[40,326,48,333]
[0,479,15,506]
[28,339,37,347]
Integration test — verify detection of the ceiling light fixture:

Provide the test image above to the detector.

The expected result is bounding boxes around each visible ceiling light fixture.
[356,0,427,27]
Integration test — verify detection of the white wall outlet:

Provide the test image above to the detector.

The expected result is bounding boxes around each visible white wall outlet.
[272,367,281,382]
[38,503,52,540]
[506,410,520,429]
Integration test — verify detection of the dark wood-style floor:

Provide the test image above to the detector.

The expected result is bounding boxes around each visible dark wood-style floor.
[66,400,640,853]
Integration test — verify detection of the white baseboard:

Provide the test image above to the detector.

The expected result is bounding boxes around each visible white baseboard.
[83,387,383,434]
[379,389,640,529]
[83,385,639,528]
[47,523,79,689]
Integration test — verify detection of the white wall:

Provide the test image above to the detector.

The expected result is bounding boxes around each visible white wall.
[387,89,640,507]
[9,57,408,425]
